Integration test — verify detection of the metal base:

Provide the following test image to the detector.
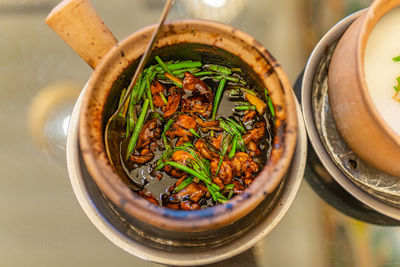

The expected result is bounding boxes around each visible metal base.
[301,10,400,224]
[66,86,307,265]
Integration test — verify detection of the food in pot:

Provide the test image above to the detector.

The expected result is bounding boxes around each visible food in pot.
[364,7,400,135]
[114,56,275,209]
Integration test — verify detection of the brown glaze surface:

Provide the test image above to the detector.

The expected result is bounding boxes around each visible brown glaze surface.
[328,0,400,177]
[78,20,298,231]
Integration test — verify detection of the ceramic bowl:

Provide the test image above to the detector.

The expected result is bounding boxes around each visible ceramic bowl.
[47,0,298,233]
[328,0,400,177]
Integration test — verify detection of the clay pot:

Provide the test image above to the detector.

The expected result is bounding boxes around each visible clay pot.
[328,0,400,177]
[46,0,298,233]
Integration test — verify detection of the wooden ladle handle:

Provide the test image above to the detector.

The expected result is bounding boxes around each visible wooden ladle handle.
[46,0,117,69]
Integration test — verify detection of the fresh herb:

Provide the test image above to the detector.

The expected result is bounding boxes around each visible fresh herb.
[126,98,150,160]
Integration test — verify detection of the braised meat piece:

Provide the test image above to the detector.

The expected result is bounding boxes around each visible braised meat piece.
[193,115,222,132]
[138,191,159,206]
[232,179,245,194]
[181,72,213,118]
[210,134,223,150]
[231,152,259,181]
[163,150,195,178]
[164,86,182,118]
[243,110,257,122]
[151,81,167,107]
[211,158,234,187]
[130,148,154,164]
[172,150,194,165]
[242,121,266,144]
[136,117,163,149]
[180,201,200,210]
[247,141,262,156]
[181,95,213,118]
[166,114,198,138]
[175,182,207,203]
[176,135,191,147]
[195,139,219,160]
[182,72,213,100]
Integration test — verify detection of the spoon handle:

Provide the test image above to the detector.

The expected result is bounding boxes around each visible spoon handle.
[46,0,117,69]
[115,0,174,116]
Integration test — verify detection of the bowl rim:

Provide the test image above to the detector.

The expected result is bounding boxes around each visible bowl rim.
[79,19,298,232]
[357,0,400,148]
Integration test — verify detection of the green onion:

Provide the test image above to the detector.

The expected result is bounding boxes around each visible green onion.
[265,89,275,117]
[189,128,201,138]
[225,183,234,190]
[174,176,194,192]
[126,98,150,160]
[156,161,210,184]
[162,119,174,150]
[207,64,232,75]
[150,112,164,122]
[219,118,234,135]
[211,78,227,120]
[229,88,241,97]
[395,86,400,92]
[239,87,257,96]
[393,55,400,62]
[221,133,233,155]
[227,117,246,134]
[155,61,202,71]
[215,155,223,177]
[159,92,168,105]
[228,190,234,199]
[235,105,256,111]
[229,135,237,159]
[172,68,200,76]
[155,56,172,75]
[146,76,154,111]
[193,71,215,77]
[213,75,245,84]
[231,68,241,72]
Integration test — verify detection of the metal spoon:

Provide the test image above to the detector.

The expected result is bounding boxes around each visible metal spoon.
[104,0,174,189]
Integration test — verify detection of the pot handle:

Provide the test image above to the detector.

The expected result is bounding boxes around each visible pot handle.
[45,0,117,69]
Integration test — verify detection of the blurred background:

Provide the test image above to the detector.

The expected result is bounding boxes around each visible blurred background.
[2,0,400,266]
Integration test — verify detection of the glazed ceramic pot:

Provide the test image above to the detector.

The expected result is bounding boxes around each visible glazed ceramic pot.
[46,0,298,237]
[328,0,400,177]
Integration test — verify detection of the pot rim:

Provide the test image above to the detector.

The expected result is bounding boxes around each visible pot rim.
[356,0,400,148]
[79,19,298,232]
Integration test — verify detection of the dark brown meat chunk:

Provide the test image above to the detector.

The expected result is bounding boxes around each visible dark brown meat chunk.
[176,135,191,147]
[136,118,163,149]
[211,158,234,186]
[231,152,259,180]
[175,183,207,203]
[210,134,223,150]
[172,150,194,165]
[182,72,213,100]
[151,81,166,107]
[232,179,245,194]
[139,191,159,206]
[130,148,154,164]
[166,114,198,138]
[181,72,213,118]
[242,121,266,145]
[195,139,219,160]
[180,201,200,210]
[164,87,181,118]
[181,96,213,118]
[243,110,257,122]
[247,141,261,156]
